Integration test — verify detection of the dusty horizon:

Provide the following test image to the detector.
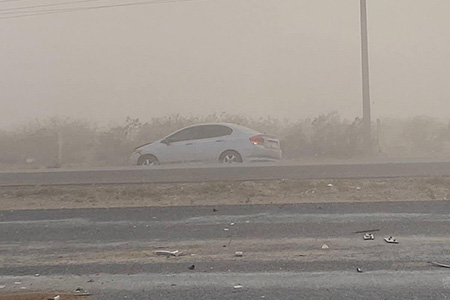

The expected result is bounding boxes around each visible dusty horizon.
[1,0,449,128]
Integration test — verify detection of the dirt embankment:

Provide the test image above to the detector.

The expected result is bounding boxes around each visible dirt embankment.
[1,177,450,211]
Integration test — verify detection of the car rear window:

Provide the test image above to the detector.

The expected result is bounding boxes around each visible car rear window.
[196,125,233,139]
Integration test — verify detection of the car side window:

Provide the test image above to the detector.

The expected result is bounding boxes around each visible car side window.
[196,125,233,140]
[167,125,233,142]
[167,127,199,142]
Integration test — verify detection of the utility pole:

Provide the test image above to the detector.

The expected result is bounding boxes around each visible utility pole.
[57,130,63,167]
[360,0,372,153]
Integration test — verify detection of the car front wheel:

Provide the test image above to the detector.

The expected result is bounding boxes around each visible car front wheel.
[137,154,159,166]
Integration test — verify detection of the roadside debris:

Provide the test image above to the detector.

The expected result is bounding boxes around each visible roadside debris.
[235,251,244,257]
[321,244,329,249]
[188,264,195,270]
[353,229,380,234]
[155,250,182,257]
[74,287,92,296]
[26,157,36,164]
[49,295,60,300]
[356,267,363,273]
[428,261,450,269]
[230,223,235,226]
[363,233,375,240]
[234,284,243,289]
[356,186,362,191]
[224,228,230,231]
[384,236,399,244]
[327,184,334,187]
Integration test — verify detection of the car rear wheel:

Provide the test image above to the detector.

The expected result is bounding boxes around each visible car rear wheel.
[137,154,159,166]
[219,150,242,164]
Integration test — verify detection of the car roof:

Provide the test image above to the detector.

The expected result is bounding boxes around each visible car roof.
[181,123,259,133]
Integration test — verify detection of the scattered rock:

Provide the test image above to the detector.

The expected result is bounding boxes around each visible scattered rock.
[429,261,450,268]
[235,251,243,257]
[223,228,229,231]
[327,184,334,187]
[384,236,399,244]
[363,233,374,240]
[0,285,5,289]
[74,287,91,296]
[155,250,181,257]
[356,267,363,273]
[188,265,195,270]
[321,244,329,250]
[234,284,243,289]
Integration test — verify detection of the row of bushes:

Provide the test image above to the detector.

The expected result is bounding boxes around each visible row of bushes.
[1,113,449,169]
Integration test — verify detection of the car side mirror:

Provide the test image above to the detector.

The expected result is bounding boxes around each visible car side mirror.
[161,138,170,145]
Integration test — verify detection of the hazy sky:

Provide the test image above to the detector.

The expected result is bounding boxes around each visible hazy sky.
[1,0,449,127]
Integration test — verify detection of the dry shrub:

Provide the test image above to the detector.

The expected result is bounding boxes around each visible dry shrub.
[1,113,450,169]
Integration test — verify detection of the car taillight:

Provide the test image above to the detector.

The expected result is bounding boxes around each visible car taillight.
[250,135,265,145]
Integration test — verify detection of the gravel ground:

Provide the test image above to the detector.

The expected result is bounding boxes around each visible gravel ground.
[1,177,449,210]
[0,293,89,300]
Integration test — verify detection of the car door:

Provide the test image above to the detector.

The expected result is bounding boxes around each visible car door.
[192,125,233,162]
[157,127,199,163]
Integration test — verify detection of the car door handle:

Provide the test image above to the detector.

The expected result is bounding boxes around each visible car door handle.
[216,140,224,142]
[185,142,193,145]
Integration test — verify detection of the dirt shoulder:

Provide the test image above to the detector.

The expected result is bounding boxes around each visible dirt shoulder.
[0,294,89,300]
[1,177,449,211]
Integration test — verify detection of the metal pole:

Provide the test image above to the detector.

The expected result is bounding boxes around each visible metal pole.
[360,0,372,153]
[57,130,63,167]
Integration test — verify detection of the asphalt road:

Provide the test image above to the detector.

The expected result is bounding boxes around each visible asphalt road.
[1,201,450,299]
[2,160,450,186]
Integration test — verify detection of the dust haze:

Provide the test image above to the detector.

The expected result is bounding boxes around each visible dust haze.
[0,0,449,128]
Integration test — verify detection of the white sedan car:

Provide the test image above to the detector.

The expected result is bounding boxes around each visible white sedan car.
[131,123,282,165]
